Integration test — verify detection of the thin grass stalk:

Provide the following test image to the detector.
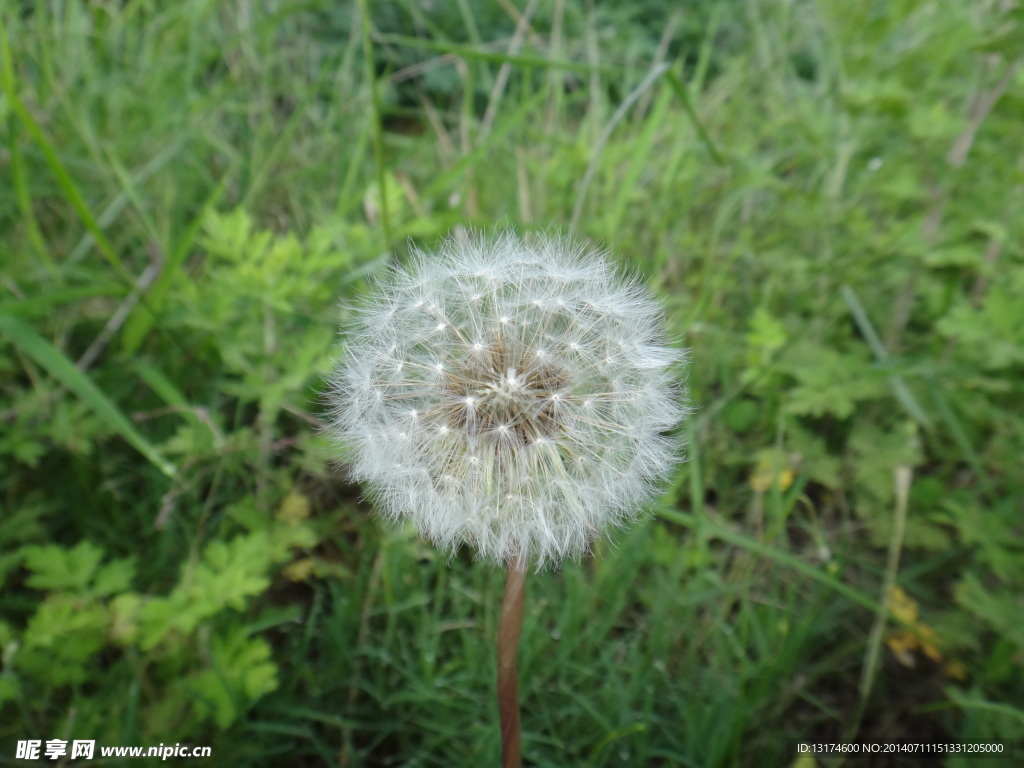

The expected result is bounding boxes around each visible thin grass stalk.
[839,464,912,765]
[356,0,391,248]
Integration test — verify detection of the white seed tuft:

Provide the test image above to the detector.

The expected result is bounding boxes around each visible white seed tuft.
[326,230,687,569]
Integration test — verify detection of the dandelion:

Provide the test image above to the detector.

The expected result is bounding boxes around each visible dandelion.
[327,230,685,569]
[326,230,685,767]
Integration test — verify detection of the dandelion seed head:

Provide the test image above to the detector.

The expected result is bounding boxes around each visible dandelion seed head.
[326,230,687,569]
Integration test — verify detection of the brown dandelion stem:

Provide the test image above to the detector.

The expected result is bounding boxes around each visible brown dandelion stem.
[498,560,526,768]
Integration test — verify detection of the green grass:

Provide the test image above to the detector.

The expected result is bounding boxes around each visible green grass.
[2,1,1023,766]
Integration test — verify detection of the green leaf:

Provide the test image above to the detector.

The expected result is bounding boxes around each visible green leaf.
[135,526,309,650]
[954,574,1024,650]
[781,342,886,419]
[188,630,278,729]
[746,307,788,365]
[944,497,1024,583]
[938,270,1024,370]
[22,542,105,592]
[91,557,136,597]
[18,596,109,685]
[787,426,841,489]
[722,398,759,433]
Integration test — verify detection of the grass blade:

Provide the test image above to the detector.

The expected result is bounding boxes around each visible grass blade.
[0,285,128,318]
[656,505,881,614]
[0,315,176,478]
[421,89,547,202]
[570,62,671,234]
[121,171,233,355]
[663,69,725,166]
[358,0,392,249]
[841,284,932,429]
[373,33,621,76]
[0,23,130,283]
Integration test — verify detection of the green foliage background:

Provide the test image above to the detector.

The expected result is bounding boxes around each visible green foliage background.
[1,0,1022,765]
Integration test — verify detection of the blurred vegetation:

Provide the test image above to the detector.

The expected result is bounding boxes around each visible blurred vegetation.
[1,0,1022,766]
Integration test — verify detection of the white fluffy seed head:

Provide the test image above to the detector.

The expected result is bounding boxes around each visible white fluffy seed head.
[326,231,687,570]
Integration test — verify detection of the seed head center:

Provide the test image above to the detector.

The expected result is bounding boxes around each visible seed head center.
[441,340,567,440]
[489,367,523,400]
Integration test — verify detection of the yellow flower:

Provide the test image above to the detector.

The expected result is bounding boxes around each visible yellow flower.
[884,586,965,679]
[749,454,794,493]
